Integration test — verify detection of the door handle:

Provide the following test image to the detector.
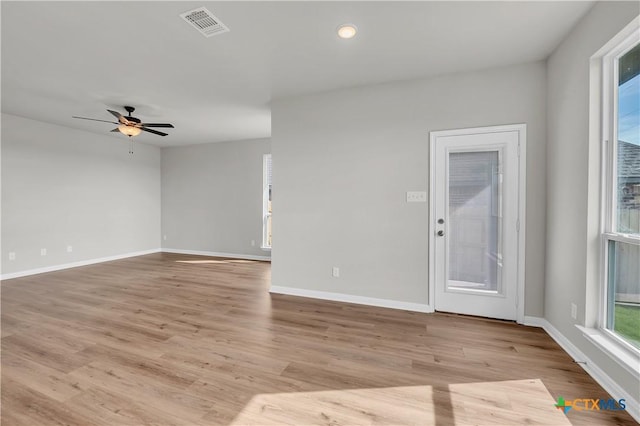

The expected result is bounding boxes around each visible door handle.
[437,230,444,237]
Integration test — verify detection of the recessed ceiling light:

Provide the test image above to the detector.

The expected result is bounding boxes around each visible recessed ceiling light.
[337,24,357,39]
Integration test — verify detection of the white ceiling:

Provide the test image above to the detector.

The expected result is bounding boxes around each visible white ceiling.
[1,1,594,147]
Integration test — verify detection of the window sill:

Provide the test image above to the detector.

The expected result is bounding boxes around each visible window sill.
[576,325,640,380]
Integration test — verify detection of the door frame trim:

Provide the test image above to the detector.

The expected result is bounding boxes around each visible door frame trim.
[428,124,527,323]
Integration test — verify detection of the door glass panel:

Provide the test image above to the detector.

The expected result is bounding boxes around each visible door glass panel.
[448,151,501,293]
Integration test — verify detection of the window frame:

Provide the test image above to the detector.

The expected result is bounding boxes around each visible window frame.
[599,31,640,356]
[262,153,272,250]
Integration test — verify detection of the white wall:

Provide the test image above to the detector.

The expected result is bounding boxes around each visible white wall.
[161,138,270,258]
[1,113,161,276]
[546,1,640,401]
[271,61,547,314]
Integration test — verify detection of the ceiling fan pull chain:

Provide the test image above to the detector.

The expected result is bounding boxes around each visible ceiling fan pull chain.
[129,139,133,155]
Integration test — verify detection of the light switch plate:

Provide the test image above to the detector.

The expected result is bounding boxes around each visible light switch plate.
[406,191,427,202]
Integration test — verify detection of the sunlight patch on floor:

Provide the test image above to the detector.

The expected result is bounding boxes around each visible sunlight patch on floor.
[175,259,254,264]
[230,379,570,425]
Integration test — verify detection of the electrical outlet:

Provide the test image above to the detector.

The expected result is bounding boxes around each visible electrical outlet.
[67,246,73,253]
[571,303,577,320]
[163,235,167,241]
[40,248,47,256]
[8,252,16,261]
[332,267,340,278]
[251,240,256,247]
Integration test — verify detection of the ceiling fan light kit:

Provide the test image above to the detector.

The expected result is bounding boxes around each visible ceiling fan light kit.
[118,124,142,137]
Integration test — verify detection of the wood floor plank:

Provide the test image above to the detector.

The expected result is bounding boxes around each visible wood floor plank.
[64,385,199,426]
[1,377,96,426]
[1,353,89,403]
[68,361,214,423]
[76,344,200,389]
[1,333,94,374]
[1,252,637,425]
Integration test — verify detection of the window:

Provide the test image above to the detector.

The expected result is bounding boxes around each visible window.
[602,37,639,351]
[262,154,272,249]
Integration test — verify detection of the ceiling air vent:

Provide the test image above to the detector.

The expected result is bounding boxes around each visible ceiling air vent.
[180,7,229,38]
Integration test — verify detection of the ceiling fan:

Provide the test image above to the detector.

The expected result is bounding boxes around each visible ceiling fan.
[72,106,174,137]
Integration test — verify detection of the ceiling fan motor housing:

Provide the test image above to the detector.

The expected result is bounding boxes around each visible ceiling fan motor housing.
[122,106,140,123]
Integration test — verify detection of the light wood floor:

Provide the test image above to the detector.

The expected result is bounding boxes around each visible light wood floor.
[1,253,636,425]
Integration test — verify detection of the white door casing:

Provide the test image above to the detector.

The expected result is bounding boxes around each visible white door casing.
[429,124,526,322]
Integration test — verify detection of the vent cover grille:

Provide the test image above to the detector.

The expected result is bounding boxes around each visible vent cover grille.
[180,7,229,37]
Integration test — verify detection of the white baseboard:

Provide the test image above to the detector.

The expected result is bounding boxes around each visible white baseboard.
[523,316,639,423]
[162,248,271,262]
[270,285,432,313]
[523,315,549,328]
[0,248,162,281]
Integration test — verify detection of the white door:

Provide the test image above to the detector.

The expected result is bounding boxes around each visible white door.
[429,125,524,321]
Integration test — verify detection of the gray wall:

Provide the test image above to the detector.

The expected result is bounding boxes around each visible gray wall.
[161,138,270,257]
[271,61,547,315]
[1,113,161,275]
[546,1,640,399]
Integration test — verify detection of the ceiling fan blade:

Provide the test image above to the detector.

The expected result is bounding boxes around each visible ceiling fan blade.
[139,123,174,128]
[107,109,122,119]
[107,109,129,125]
[110,128,120,132]
[72,116,118,124]
[140,127,168,137]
